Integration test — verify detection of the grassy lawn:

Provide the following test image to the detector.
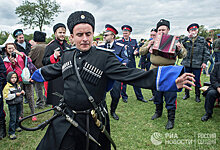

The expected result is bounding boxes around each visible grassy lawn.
[0,59,219,150]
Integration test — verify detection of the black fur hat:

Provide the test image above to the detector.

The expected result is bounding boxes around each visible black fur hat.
[33,31,46,42]
[67,11,95,34]
[53,23,66,33]
[156,19,170,30]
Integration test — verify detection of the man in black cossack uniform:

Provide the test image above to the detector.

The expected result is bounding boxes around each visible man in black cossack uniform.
[31,11,195,150]
[42,23,70,106]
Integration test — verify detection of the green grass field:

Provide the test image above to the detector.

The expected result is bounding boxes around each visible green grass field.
[0,60,219,150]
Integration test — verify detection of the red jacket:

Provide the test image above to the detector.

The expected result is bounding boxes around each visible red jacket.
[3,53,26,82]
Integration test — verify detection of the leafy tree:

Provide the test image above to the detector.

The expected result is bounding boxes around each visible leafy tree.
[15,0,62,31]
[0,31,9,45]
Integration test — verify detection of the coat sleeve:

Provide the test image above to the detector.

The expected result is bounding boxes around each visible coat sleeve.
[139,41,150,56]
[104,53,183,92]
[210,64,220,90]
[28,46,38,64]
[3,84,16,101]
[0,57,6,83]
[202,39,211,64]
[42,45,59,66]
[31,58,62,82]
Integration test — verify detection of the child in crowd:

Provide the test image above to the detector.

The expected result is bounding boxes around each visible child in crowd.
[3,72,24,140]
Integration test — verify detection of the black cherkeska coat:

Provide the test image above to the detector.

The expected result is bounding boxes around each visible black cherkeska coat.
[37,46,159,150]
[42,39,70,106]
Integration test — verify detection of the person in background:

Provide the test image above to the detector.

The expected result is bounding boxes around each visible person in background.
[3,43,36,121]
[117,25,148,103]
[42,23,70,106]
[13,29,32,55]
[201,62,220,121]
[3,72,24,140]
[213,34,220,62]
[181,23,210,103]
[0,56,6,140]
[139,28,157,101]
[29,31,47,109]
[203,37,214,75]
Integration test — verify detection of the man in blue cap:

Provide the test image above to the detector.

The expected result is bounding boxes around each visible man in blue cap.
[118,25,148,103]
[13,29,32,55]
[99,24,128,120]
[213,33,220,62]
[182,23,210,103]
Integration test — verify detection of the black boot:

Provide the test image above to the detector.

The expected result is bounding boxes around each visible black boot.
[165,110,175,130]
[195,87,201,103]
[149,90,155,101]
[149,96,155,101]
[201,113,212,121]
[151,104,163,120]
[110,101,119,120]
[183,89,190,100]
[0,117,6,140]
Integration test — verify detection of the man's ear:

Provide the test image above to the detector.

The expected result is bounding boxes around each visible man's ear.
[70,34,74,38]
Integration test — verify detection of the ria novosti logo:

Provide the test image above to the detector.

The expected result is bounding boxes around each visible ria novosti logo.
[151,132,163,145]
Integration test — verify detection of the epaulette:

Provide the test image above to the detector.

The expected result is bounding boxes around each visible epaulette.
[47,40,55,46]
[96,46,115,52]
[115,42,124,47]
[97,43,105,47]
[63,46,76,52]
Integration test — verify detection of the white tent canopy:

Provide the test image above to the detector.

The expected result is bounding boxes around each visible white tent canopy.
[0,34,15,47]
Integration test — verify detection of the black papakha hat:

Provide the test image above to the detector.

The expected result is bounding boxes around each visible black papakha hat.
[67,11,95,34]
[33,31,46,42]
[156,19,170,30]
[53,23,66,33]
[151,28,157,32]
[13,29,23,38]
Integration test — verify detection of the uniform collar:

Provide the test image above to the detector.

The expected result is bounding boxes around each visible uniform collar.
[122,37,131,42]
[106,41,114,49]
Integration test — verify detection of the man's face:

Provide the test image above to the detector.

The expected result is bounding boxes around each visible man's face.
[103,32,114,43]
[55,27,66,41]
[157,26,169,35]
[189,29,198,37]
[123,31,131,39]
[71,23,94,51]
[16,34,24,44]
[150,31,157,39]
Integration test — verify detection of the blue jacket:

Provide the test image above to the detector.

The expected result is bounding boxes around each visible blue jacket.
[99,40,128,64]
[117,37,138,68]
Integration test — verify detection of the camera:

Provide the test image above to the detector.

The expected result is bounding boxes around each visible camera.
[11,52,16,58]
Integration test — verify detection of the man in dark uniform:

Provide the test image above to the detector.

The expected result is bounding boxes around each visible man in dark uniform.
[117,25,147,103]
[42,23,70,105]
[201,62,220,121]
[13,29,32,55]
[31,11,195,150]
[181,23,210,102]
[139,28,157,101]
[99,24,128,120]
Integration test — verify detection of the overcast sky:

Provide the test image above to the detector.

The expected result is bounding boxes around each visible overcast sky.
[0,0,220,41]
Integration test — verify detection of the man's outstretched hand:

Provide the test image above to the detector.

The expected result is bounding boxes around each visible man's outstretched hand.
[29,78,34,83]
[176,73,195,90]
